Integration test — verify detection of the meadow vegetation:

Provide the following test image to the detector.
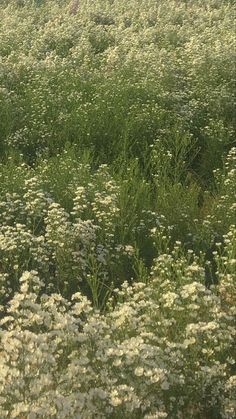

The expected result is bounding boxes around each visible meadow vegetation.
[0,0,235,417]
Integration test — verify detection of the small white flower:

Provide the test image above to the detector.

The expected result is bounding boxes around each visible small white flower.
[134,367,144,377]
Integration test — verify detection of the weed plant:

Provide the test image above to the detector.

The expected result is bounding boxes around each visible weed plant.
[0,0,235,418]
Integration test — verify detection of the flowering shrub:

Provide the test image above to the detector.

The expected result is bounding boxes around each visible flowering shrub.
[0,159,141,308]
[0,231,235,418]
[0,1,235,417]
[0,0,234,175]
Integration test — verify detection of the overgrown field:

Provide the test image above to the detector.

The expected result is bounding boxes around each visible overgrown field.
[0,0,235,417]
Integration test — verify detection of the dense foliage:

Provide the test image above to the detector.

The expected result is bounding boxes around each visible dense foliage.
[0,0,235,418]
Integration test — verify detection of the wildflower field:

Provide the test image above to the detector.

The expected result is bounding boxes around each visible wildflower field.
[0,0,235,417]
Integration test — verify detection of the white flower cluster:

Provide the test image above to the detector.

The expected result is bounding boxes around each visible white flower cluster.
[0,0,234,160]
[0,234,235,418]
[0,2,235,417]
[0,162,135,307]
[186,147,236,253]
